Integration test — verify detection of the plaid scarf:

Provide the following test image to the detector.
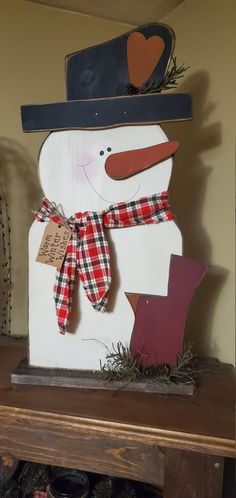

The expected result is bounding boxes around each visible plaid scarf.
[35,193,173,334]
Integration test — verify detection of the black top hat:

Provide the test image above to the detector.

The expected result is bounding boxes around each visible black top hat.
[21,23,192,132]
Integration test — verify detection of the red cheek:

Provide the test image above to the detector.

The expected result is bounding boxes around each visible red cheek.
[72,160,100,184]
[75,153,94,167]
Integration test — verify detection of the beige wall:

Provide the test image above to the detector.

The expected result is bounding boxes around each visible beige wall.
[162,0,235,363]
[0,0,131,336]
[0,0,235,364]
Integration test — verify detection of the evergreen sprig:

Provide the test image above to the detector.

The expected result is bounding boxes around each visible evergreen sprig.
[127,57,188,95]
[0,479,18,498]
[100,342,195,385]
[100,342,141,383]
[117,481,136,498]
[92,477,136,498]
[92,477,113,498]
[18,462,49,496]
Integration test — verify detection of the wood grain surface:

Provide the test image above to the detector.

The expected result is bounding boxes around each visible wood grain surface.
[164,449,224,498]
[0,340,235,485]
[0,407,165,485]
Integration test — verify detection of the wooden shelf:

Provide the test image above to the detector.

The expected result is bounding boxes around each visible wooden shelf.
[0,340,234,497]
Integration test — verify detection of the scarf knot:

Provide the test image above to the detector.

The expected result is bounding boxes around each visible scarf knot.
[35,192,173,334]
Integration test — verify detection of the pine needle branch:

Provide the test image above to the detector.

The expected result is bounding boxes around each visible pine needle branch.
[100,341,196,385]
[18,462,49,496]
[127,57,189,95]
[92,477,113,498]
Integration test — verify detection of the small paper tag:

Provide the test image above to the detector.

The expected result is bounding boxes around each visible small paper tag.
[36,220,72,268]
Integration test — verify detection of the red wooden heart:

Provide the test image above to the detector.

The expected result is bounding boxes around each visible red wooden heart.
[127,32,165,88]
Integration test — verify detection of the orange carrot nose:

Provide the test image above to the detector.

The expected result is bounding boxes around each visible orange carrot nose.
[105,140,180,180]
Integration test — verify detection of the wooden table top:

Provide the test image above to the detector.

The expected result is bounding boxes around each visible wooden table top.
[0,340,235,458]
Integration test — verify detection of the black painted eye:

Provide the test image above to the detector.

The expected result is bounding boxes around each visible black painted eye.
[107,147,112,152]
[99,150,104,156]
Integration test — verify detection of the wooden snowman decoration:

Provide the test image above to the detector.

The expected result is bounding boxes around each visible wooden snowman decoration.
[21,24,206,373]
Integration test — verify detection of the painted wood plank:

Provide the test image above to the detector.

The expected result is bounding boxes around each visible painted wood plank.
[11,358,195,394]
[21,93,192,132]
[28,125,183,371]
[66,24,174,100]
[129,255,207,366]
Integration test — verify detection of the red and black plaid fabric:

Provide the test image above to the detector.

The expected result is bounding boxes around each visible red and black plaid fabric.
[35,192,173,334]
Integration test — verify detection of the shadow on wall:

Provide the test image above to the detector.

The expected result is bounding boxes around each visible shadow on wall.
[163,70,227,357]
[0,137,42,335]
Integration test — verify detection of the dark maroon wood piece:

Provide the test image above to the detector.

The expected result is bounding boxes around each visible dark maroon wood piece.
[128,255,207,366]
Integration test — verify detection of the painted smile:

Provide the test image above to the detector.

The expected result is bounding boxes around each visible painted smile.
[82,167,140,204]
[76,160,92,168]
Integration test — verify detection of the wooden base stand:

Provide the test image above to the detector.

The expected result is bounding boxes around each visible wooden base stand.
[0,342,234,498]
[11,358,195,395]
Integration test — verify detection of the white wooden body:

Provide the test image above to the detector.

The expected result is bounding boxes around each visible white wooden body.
[29,125,182,370]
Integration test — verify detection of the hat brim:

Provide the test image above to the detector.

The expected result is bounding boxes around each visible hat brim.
[21,93,192,132]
